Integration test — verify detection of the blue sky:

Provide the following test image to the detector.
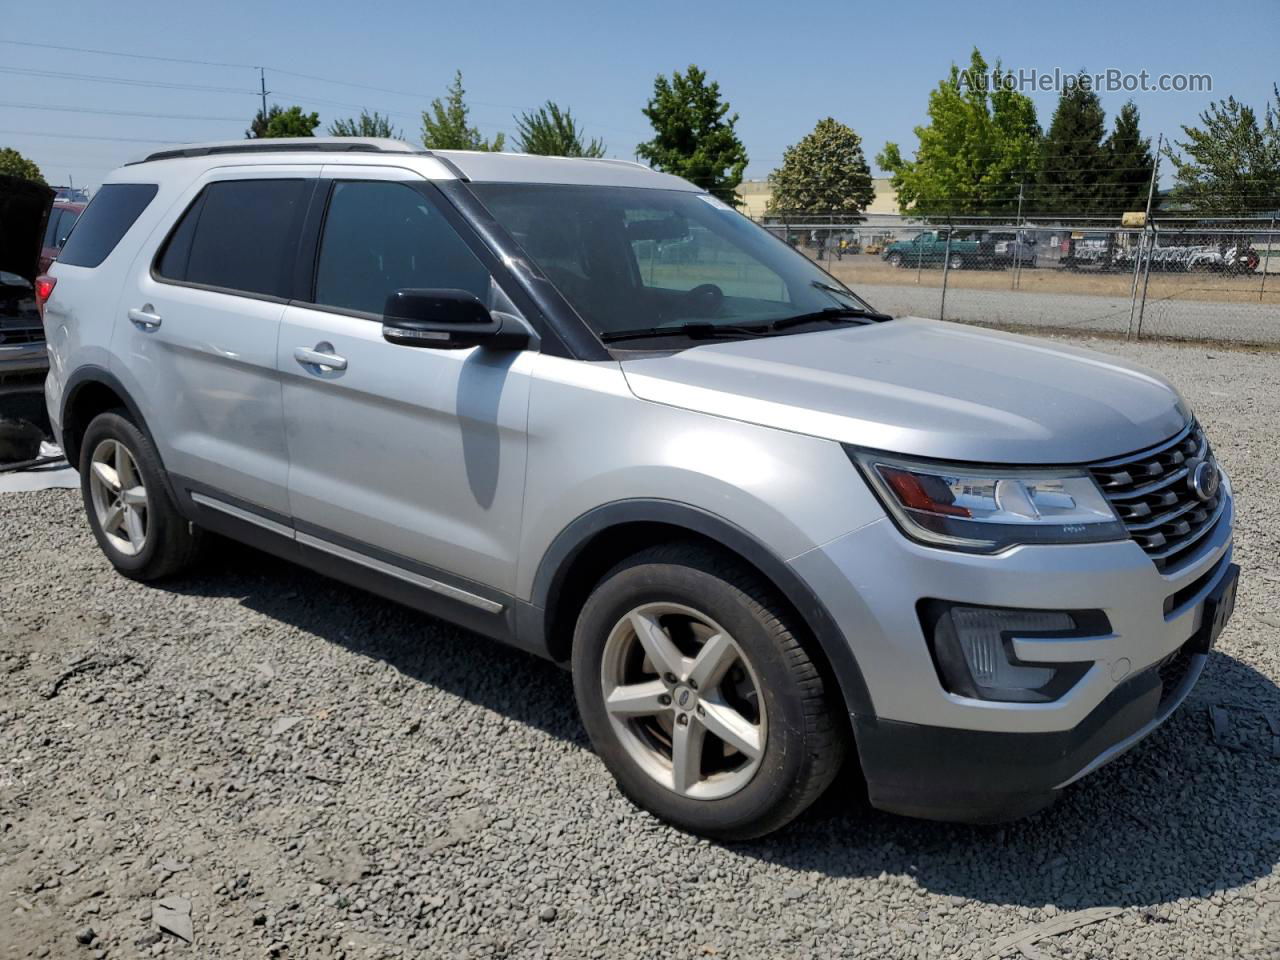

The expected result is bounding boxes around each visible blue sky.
[2,0,1276,190]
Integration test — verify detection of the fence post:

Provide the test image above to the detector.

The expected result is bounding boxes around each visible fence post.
[939,227,953,322]
[1135,224,1156,340]
[1260,216,1275,303]
[1126,227,1147,340]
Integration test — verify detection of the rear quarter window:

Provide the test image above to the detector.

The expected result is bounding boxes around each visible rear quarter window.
[154,178,308,300]
[57,183,158,268]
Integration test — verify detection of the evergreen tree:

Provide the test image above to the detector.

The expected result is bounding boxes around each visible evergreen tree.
[1038,75,1109,214]
[768,118,875,219]
[329,110,402,139]
[1103,101,1154,214]
[637,65,748,204]
[514,102,605,157]
[421,71,504,152]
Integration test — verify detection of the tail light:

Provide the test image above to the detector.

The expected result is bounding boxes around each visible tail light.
[35,275,56,319]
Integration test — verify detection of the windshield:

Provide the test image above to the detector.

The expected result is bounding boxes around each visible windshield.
[468,183,880,342]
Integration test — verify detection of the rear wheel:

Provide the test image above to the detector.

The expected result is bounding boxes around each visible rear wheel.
[572,543,845,840]
[80,411,202,581]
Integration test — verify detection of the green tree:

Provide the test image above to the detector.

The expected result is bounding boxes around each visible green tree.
[1166,86,1280,216]
[246,104,282,138]
[1104,101,1154,214]
[877,49,1041,217]
[767,118,875,219]
[328,110,402,139]
[247,104,319,139]
[264,105,320,138]
[1039,75,1109,214]
[421,71,504,151]
[0,147,45,185]
[514,102,605,157]
[636,65,748,204]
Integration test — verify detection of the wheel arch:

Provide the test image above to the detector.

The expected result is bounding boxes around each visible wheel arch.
[525,499,874,718]
[60,365,153,470]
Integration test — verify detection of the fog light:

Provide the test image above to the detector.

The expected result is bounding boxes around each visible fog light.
[921,602,1096,702]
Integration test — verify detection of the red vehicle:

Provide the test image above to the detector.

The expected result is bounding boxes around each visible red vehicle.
[38,200,84,274]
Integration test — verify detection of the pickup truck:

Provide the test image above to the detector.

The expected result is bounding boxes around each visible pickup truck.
[881,230,982,269]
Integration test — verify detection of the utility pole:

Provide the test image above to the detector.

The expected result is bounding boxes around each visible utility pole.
[258,67,269,125]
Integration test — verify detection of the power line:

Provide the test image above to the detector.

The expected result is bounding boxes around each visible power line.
[0,100,244,123]
[0,39,258,70]
[0,128,184,145]
[0,65,257,96]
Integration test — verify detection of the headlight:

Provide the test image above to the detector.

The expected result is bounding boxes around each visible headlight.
[846,447,1126,552]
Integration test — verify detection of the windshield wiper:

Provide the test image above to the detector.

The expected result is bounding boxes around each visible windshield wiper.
[600,322,771,344]
[768,305,892,332]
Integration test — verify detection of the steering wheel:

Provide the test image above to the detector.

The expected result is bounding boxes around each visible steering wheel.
[682,283,724,317]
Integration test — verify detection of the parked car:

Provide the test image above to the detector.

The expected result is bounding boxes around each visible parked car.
[980,231,1037,269]
[0,174,54,392]
[43,140,1237,839]
[39,200,85,274]
[882,230,983,269]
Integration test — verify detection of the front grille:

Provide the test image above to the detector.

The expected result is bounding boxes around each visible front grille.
[1089,423,1224,572]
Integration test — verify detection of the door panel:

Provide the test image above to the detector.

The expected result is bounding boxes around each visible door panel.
[119,169,316,515]
[279,304,533,592]
[279,173,533,594]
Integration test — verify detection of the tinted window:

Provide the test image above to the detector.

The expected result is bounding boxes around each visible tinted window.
[58,184,157,268]
[313,180,490,316]
[43,210,60,247]
[160,179,307,299]
[54,209,79,247]
[155,193,202,282]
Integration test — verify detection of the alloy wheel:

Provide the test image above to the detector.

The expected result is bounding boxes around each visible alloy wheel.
[88,438,149,556]
[600,602,767,800]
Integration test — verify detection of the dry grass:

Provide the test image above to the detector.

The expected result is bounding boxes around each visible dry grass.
[821,255,1280,306]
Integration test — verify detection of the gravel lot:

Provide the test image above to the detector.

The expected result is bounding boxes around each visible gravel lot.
[2,335,1279,959]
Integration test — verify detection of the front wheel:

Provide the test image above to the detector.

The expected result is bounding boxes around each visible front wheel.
[571,544,846,840]
[886,252,904,268]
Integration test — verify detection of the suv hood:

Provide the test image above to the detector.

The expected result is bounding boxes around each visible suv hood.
[619,317,1188,464]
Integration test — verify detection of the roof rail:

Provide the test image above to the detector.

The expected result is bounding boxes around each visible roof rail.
[128,138,423,165]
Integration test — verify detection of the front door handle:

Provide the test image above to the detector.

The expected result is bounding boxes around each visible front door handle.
[128,305,162,329]
[294,343,348,371]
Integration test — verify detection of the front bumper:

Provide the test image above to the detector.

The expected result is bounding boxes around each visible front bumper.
[789,485,1235,822]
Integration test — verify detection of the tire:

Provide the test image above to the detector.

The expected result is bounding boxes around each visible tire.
[886,252,903,268]
[571,543,846,840]
[79,410,202,581]
[947,253,964,270]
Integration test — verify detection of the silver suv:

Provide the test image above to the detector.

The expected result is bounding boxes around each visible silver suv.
[41,140,1237,839]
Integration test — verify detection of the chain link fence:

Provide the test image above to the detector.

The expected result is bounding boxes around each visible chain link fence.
[760,214,1280,346]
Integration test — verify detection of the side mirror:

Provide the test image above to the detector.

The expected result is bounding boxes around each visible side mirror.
[381,288,530,351]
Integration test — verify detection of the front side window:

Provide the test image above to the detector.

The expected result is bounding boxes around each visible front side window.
[156,179,308,299]
[58,183,157,268]
[469,183,877,341]
[312,180,491,316]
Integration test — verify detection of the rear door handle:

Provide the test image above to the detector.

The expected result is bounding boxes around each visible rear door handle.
[294,343,348,371]
[128,306,162,329]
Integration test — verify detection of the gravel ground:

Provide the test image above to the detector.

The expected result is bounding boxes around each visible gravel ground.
[2,335,1279,959]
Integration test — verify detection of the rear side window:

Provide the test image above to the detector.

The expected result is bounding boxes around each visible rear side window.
[58,184,157,268]
[156,179,308,299]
